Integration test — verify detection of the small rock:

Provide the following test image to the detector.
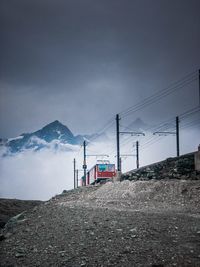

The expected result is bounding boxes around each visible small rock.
[15,252,25,258]
[130,228,137,232]
[131,235,137,238]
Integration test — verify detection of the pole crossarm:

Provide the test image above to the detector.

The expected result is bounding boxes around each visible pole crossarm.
[119,131,145,136]
[120,154,136,157]
[86,154,109,157]
[153,131,176,136]
[115,154,136,157]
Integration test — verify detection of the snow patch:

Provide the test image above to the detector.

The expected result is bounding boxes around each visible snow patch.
[8,136,23,142]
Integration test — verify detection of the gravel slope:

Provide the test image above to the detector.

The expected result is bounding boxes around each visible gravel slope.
[1,181,200,267]
[0,198,42,228]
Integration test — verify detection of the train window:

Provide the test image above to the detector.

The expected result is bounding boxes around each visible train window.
[98,164,106,172]
[108,164,115,171]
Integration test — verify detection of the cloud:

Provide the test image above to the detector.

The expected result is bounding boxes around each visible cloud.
[0,150,75,200]
[0,127,199,200]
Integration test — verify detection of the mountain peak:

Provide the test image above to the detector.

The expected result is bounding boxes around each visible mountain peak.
[52,120,62,125]
[44,120,63,127]
[3,120,105,154]
[38,120,74,141]
[127,118,148,131]
[41,120,72,132]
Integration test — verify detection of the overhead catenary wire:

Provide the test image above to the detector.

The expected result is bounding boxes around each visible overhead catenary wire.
[120,70,197,116]
[120,105,200,151]
[79,71,199,157]
[140,112,200,152]
[119,71,197,118]
[75,70,199,170]
[121,78,197,119]
[140,135,165,151]
[180,119,200,130]
[179,106,200,120]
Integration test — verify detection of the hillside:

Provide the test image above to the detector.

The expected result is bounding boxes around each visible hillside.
[1,180,200,267]
[122,152,200,181]
[0,198,42,228]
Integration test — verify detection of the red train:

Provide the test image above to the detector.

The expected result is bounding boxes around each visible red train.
[81,161,116,186]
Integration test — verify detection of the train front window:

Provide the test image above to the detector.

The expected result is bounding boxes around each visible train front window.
[98,164,106,172]
[108,164,114,171]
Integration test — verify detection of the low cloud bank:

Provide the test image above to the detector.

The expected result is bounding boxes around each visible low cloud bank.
[0,150,75,200]
[0,128,199,201]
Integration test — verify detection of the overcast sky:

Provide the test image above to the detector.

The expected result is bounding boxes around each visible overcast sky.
[0,0,200,138]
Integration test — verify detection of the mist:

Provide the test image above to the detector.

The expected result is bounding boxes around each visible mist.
[0,149,75,200]
[0,127,199,201]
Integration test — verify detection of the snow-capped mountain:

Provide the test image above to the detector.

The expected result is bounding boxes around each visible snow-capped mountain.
[1,120,104,154]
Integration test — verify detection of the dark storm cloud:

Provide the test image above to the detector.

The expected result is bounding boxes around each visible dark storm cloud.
[0,0,200,137]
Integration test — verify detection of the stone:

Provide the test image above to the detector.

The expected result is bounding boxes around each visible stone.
[15,252,25,258]
[15,248,26,258]
[5,212,26,232]
[129,228,137,232]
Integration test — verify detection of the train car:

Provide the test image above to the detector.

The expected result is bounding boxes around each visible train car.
[82,161,116,185]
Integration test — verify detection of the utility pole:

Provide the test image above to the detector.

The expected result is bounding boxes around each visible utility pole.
[199,69,200,106]
[116,114,145,172]
[73,158,76,189]
[120,141,139,169]
[76,169,78,188]
[116,114,120,172]
[136,141,139,169]
[119,157,122,172]
[176,116,180,157]
[153,116,180,157]
[83,140,87,186]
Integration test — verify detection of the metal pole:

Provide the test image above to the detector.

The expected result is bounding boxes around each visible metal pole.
[119,157,122,172]
[76,169,78,188]
[83,140,87,186]
[176,116,180,157]
[199,69,200,106]
[136,141,139,169]
[116,114,120,171]
[73,158,76,189]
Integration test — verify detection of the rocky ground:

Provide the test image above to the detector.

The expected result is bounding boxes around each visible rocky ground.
[0,198,42,228]
[122,153,200,181]
[1,180,200,267]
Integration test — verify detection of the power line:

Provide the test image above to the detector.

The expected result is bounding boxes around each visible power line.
[121,78,196,119]
[119,71,197,118]
[179,106,200,120]
[120,71,197,116]
[140,135,164,151]
[180,118,200,130]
